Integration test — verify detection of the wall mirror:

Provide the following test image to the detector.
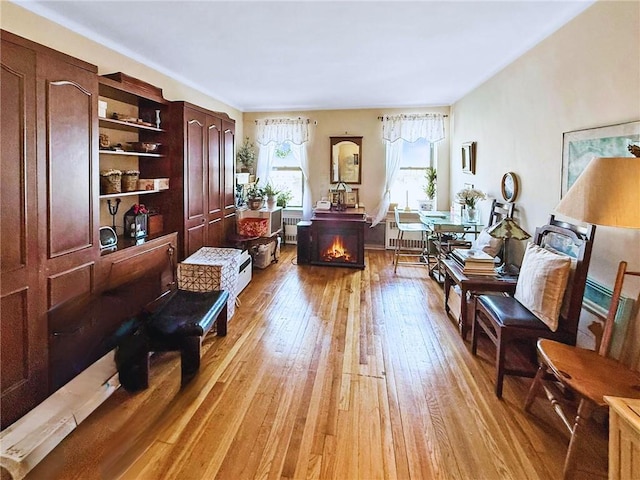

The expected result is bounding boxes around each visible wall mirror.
[330,136,362,184]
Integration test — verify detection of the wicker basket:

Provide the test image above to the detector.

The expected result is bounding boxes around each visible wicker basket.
[122,170,140,192]
[100,169,122,194]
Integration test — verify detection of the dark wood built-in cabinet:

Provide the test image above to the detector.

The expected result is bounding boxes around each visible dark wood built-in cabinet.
[1,31,99,427]
[169,102,236,258]
[1,31,237,429]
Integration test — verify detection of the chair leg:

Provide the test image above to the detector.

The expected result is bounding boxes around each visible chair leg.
[393,230,403,273]
[524,364,546,412]
[495,333,506,398]
[471,312,479,356]
[563,398,595,480]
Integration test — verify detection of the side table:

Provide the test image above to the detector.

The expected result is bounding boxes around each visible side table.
[442,258,517,339]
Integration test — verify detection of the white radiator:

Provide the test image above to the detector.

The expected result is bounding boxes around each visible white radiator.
[385,216,427,250]
[282,211,303,244]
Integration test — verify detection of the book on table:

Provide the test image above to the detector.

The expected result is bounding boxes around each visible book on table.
[451,248,497,275]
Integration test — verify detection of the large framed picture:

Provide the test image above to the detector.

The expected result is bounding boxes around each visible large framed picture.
[561,121,640,197]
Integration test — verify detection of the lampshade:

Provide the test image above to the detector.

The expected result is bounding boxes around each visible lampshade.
[555,157,640,228]
[331,181,352,192]
[486,217,531,240]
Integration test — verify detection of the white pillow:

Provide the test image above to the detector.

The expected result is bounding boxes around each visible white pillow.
[514,243,572,332]
[472,228,503,257]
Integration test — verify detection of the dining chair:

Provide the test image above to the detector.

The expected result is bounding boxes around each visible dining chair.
[523,261,640,479]
[471,215,596,398]
[393,208,431,273]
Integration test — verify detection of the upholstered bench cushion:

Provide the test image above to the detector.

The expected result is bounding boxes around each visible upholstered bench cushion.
[477,295,548,330]
[147,289,229,338]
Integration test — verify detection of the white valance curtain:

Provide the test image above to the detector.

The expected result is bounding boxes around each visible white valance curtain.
[381,113,445,143]
[255,118,309,146]
[255,117,313,220]
[370,114,445,227]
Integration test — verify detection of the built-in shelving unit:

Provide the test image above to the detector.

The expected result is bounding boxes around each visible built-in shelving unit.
[98,72,171,242]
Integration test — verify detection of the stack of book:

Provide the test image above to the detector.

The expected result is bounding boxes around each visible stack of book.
[451,248,496,275]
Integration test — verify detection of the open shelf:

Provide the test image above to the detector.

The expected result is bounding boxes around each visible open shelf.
[99,116,164,132]
[99,149,163,158]
[100,189,164,199]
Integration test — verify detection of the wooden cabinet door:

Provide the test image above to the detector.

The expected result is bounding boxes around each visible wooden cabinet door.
[222,119,237,242]
[183,109,207,257]
[0,38,47,428]
[206,115,223,247]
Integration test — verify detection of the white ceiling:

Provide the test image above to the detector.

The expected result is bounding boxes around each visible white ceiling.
[15,0,595,112]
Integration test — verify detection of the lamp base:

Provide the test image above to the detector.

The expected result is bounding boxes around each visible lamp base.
[496,263,520,277]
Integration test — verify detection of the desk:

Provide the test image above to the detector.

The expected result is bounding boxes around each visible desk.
[419,211,484,236]
[442,258,517,339]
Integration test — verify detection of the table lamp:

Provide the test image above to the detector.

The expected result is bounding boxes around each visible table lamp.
[554,156,640,355]
[486,217,531,276]
[330,180,352,211]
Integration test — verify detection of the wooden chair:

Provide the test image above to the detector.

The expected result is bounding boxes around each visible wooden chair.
[523,261,640,479]
[393,208,430,273]
[486,199,515,228]
[471,215,596,398]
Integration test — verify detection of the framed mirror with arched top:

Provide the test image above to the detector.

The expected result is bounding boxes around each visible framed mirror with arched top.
[330,136,362,184]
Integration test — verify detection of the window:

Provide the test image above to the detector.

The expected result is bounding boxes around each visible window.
[389,138,437,209]
[268,141,303,207]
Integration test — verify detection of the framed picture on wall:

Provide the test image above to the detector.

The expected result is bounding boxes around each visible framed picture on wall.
[561,121,640,197]
[344,189,359,207]
[461,141,476,174]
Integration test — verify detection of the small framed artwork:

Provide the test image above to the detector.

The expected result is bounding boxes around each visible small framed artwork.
[461,141,476,174]
[344,188,359,207]
[329,190,340,205]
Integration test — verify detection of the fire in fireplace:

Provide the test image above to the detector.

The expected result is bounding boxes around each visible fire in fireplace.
[321,235,354,263]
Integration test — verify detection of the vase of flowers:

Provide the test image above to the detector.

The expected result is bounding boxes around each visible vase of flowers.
[455,187,486,223]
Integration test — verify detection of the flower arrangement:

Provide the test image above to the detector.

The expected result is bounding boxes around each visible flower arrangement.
[132,203,149,215]
[455,188,486,209]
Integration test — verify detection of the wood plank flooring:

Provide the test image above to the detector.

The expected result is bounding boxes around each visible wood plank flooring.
[25,246,607,479]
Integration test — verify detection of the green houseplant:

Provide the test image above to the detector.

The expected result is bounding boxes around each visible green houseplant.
[237,137,256,173]
[246,179,264,210]
[277,189,293,208]
[423,167,437,200]
[263,183,280,209]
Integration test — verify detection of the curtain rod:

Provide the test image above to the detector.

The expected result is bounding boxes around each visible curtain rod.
[377,114,448,120]
[254,117,317,125]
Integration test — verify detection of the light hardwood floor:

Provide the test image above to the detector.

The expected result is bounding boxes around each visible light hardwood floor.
[26,246,607,479]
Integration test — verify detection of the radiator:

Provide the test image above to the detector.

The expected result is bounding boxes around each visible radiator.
[385,217,427,250]
[282,211,303,244]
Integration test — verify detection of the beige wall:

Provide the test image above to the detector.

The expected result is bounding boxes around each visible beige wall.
[450,0,640,363]
[243,107,450,213]
[0,2,243,133]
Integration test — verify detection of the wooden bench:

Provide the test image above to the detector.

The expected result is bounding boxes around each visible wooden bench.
[116,289,229,391]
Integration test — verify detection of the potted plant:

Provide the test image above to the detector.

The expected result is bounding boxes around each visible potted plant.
[236,137,256,174]
[262,183,280,209]
[246,180,264,210]
[277,189,293,208]
[422,167,437,210]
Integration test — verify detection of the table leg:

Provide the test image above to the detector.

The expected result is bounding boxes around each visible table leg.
[444,272,451,314]
[459,286,469,339]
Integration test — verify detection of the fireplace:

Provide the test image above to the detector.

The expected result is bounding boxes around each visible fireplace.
[310,208,365,269]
